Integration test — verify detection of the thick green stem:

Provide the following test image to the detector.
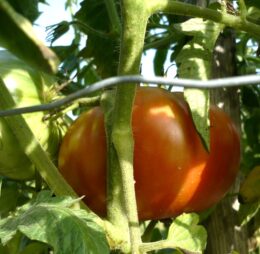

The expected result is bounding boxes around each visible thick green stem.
[101,90,130,252]
[106,0,150,253]
[148,0,260,39]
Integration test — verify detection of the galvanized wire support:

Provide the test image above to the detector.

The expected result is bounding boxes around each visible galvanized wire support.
[0,74,259,117]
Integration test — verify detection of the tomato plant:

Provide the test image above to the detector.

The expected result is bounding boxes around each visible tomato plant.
[1,0,260,253]
[58,87,240,221]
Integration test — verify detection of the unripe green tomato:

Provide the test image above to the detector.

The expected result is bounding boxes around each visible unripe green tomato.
[0,50,62,180]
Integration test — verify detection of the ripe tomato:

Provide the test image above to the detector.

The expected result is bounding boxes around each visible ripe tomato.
[58,87,240,221]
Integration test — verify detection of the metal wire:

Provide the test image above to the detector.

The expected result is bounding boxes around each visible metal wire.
[0,74,259,117]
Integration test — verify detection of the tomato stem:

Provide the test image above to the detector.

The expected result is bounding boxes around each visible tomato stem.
[140,240,196,253]
[148,0,260,39]
[104,0,150,253]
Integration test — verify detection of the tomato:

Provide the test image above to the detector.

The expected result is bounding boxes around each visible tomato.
[58,87,240,221]
[0,50,62,180]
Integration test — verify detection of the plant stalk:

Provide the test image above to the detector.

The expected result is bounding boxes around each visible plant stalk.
[106,0,150,253]
[148,0,260,39]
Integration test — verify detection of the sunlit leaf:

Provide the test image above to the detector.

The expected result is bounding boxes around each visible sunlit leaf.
[175,18,224,150]
[0,0,59,74]
[167,213,207,253]
[0,191,109,254]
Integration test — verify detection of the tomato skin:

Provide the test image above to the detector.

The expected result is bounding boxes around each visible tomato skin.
[58,107,107,215]
[58,87,240,220]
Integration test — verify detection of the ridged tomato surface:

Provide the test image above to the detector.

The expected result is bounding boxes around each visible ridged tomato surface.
[58,87,240,220]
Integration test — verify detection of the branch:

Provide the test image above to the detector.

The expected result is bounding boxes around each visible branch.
[105,0,121,36]
[148,0,260,39]
[139,240,200,254]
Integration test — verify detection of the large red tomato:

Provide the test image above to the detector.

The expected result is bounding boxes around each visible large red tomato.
[58,87,240,221]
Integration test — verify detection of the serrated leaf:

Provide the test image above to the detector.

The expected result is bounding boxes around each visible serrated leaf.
[0,0,59,74]
[46,21,70,45]
[75,0,119,77]
[0,191,109,254]
[175,18,223,49]
[31,190,82,207]
[175,18,224,150]
[167,213,207,253]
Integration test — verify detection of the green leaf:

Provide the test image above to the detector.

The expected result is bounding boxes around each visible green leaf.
[154,49,168,76]
[75,0,120,77]
[239,166,260,203]
[19,242,49,254]
[208,0,222,9]
[238,202,260,226]
[0,243,8,254]
[0,0,59,74]
[241,86,260,108]
[0,182,20,218]
[245,0,260,9]
[175,18,224,150]
[7,0,42,23]
[167,213,207,253]
[0,191,109,254]
[46,21,70,45]
[247,6,260,25]
[0,50,63,180]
